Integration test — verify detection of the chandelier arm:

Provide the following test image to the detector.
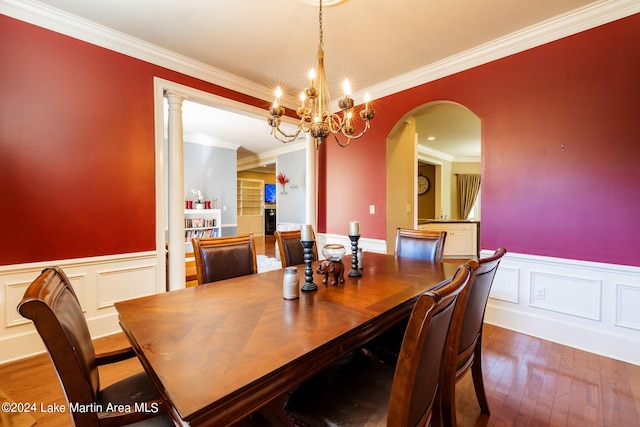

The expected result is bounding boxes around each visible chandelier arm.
[327,113,343,133]
[271,125,303,143]
[334,134,352,148]
[339,120,371,140]
[276,125,303,139]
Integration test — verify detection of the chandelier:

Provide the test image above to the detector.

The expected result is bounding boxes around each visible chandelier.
[267,0,375,148]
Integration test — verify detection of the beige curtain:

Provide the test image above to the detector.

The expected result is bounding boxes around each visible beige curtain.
[457,174,481,219]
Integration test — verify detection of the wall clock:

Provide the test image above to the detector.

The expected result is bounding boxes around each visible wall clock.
[417,175,430,195]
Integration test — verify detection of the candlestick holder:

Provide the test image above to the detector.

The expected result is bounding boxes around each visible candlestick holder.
[348,235,362,277]
[301,240,318,291]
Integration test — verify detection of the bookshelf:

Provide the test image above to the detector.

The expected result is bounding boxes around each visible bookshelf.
[237,179,264,235]
[184,208,222,252]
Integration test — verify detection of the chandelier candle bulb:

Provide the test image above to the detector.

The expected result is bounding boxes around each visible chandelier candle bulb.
[342,79,351,96]
[309,69,316,87]
[274,86,282,106]
[349,221,360,236]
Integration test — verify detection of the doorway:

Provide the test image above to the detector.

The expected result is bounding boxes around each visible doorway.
[154,78,313,290]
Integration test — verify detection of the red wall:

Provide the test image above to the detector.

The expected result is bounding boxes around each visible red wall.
[318,13,640,267]
[2,13,639,267]
[0,15,265,265]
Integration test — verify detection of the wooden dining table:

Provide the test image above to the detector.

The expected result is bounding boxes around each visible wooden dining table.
[114,252,459,426]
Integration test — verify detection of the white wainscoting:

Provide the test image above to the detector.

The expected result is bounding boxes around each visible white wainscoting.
[0,251,163,364]
[317,233,388,256]
[483,250,640,366]
[2,247,639,366]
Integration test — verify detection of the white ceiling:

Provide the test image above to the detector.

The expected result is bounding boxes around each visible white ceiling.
[11,0,634,162]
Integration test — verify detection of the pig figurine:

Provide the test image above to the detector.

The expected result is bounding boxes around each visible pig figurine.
[316,259,345,286]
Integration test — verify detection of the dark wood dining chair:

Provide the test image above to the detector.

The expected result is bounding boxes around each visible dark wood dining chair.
[440,247,507,427]
[283,264,473,427]
[17,266,173,427]
[192,234,258,285]
[274,229,318,268]
[395,228,447,262]
[364,227,449,365]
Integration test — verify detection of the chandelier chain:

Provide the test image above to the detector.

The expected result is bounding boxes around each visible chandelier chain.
[318,0,323,51]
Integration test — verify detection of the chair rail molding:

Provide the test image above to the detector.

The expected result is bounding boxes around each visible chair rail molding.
[483,250,640,366]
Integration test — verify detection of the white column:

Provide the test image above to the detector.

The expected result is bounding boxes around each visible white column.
[166,91,187,291]
[305,134,317,233]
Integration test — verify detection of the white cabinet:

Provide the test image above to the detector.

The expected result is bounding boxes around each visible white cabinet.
[420,222,478,258]
[184,209,222,252]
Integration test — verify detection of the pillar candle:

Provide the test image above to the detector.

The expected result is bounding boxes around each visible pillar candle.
[349,221,360,236]
[301,224,314,241]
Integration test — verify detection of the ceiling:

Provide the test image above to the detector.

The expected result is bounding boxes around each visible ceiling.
[16,0,621,163]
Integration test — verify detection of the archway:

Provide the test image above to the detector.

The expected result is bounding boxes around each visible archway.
[385,101,481,254]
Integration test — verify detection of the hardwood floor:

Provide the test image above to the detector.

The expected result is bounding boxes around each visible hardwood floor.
[255,234,277,258]
[3,240,638,426]
[3,325,638,426]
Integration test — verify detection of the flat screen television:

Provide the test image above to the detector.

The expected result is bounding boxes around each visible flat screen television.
[265,183,276,203]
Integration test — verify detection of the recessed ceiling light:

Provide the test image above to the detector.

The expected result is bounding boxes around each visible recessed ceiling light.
[427,136,436,141]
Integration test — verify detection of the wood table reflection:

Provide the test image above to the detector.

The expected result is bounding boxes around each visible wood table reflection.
[115,252,458,426]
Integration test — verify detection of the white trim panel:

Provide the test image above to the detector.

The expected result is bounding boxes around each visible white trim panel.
[482,250,640,366]
[489,265,520,303]
[0,252,161,364]
[529,271,602,321]
[96,264,157,309]
[616,283,640,331]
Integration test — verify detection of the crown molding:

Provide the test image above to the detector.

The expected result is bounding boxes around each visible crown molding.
[454,156,482,163]
[3,0,639,104]
[237,140,307,171]
[360,0,640,101]
[418,145,454,163]
[0,0,275,101]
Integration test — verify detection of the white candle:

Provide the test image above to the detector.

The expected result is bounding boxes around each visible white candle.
[309,69,316,88]
[342,79,351,97]
[349,221,360,236]
[301,224,313,241]
[274,86,282,106]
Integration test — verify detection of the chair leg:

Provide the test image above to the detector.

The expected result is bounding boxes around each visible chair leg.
[470,340,490,415]
[439,354,457,427]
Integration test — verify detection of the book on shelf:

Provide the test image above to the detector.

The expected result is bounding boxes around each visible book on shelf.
[185,218,217,228]
[184,228,220,242]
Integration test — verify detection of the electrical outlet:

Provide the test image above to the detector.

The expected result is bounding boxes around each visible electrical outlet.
[405,204,411,213]
[534,286,545,299]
